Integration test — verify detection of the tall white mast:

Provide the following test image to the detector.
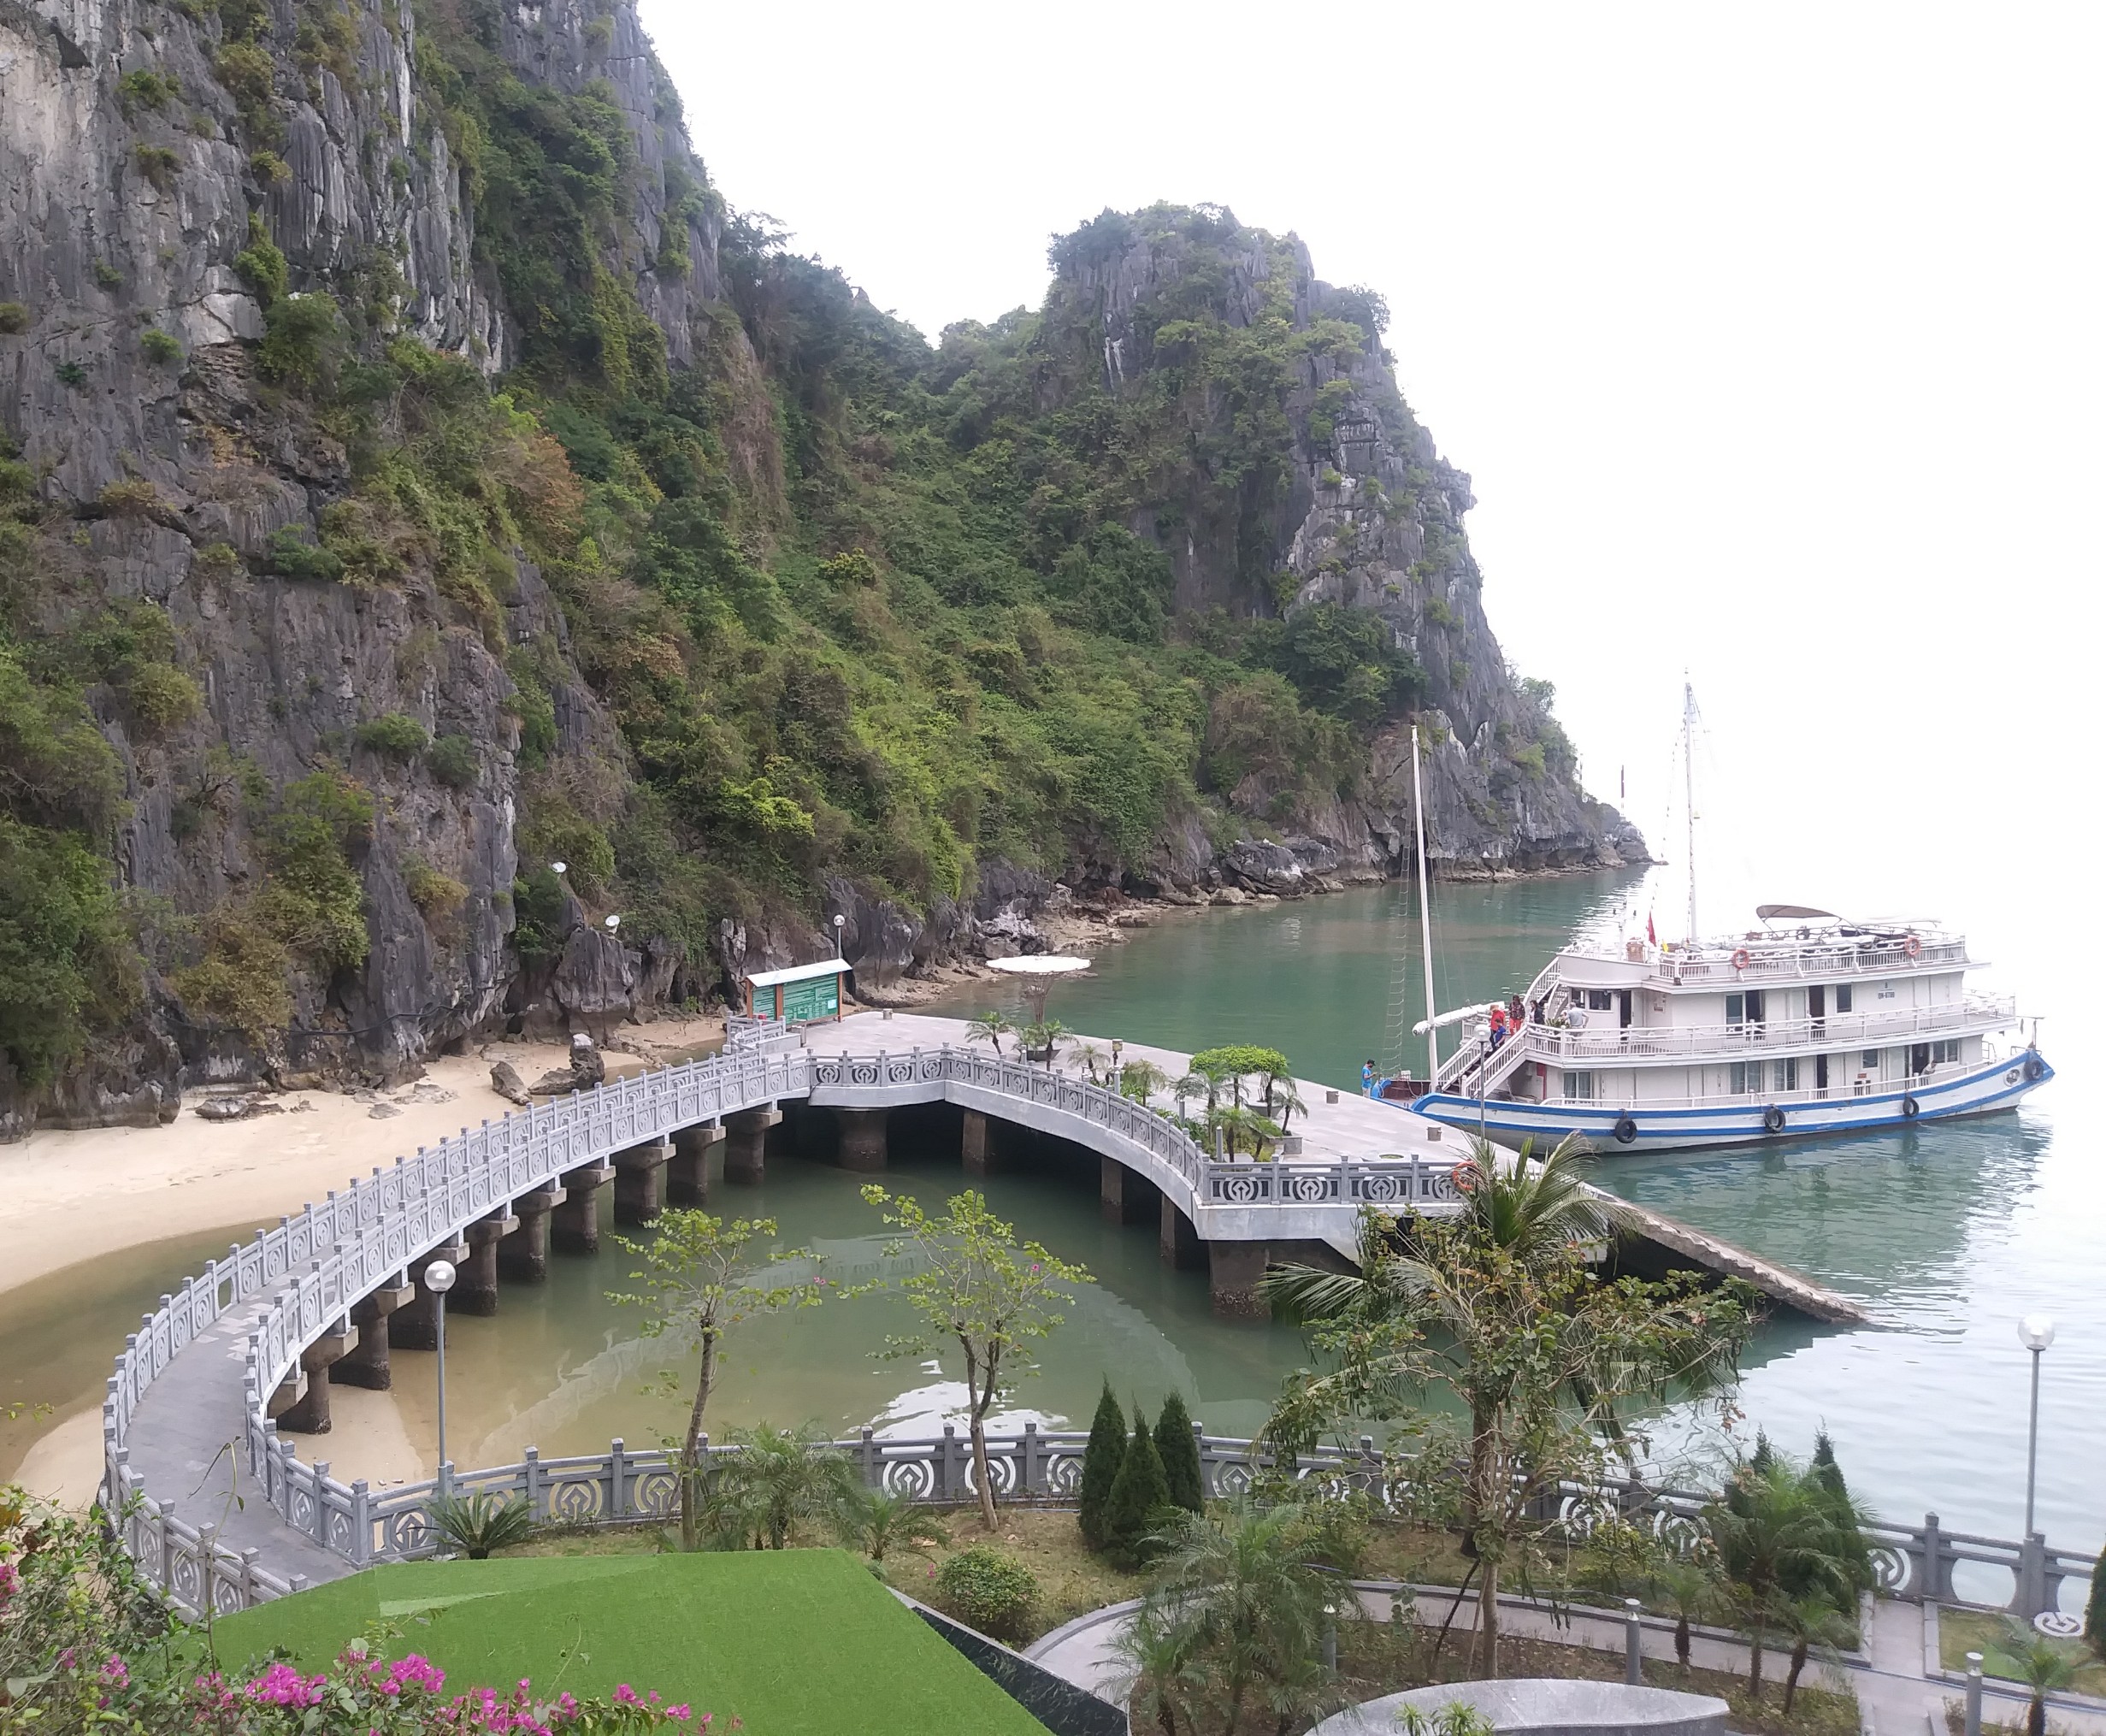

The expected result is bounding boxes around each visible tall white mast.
[1682,678,1699,942]
[1411,725,1440,1082]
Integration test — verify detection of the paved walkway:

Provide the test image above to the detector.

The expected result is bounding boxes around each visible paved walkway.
[1026,1584,2106,1736]
[805,1011,1452,1160]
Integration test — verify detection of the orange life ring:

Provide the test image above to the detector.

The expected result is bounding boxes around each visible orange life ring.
[1731,948,1750,971]
[1903,934,1921,960]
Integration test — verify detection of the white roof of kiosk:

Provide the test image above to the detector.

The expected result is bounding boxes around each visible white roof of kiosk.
[744,959,848,989]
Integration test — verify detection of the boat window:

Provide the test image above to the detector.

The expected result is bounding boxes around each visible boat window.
[1565,1070,1595,1100]
[1862,1048,1880,1069]
[1585,989,1613,1012]
[1745,990,1766,1023]
[1909,1042,1932,1075]
[1729,1061,1755,1094]
[1726,993,1743,1025]
[1835,984,1853,1014]
[1932,1038,1961,1064]
[1773,1058,1798,1092]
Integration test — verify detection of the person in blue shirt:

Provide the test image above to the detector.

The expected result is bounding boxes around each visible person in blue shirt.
[1362,1059,1377,1097]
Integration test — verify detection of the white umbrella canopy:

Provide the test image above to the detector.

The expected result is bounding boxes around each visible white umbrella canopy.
[985,954,1091,1022]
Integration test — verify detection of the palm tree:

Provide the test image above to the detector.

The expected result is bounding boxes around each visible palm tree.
[711,1421,858,1550]
[1454,1132,1620,1255]
[1986,1620,2085,1736]
[1265,1074,1307,1136]
[1172,1071,1209,1123]
[1118,1057,1169,1107]
[1112,1597,1205,1736]
[1654,1556,1720,1671]
[1071,1040,1108,1083]
[966,1011,1013,1057]
[830,1485,948,1566]
[1128,1503,1342,1736]
[1706,1457,1858,1698]
[1019,1019,1066,1065]
[1771,1592,1855,1713]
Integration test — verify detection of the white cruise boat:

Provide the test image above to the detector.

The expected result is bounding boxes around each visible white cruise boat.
[1408,910,2052,1151]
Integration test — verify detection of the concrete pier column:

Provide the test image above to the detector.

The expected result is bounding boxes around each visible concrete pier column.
[1208,1241,1272,1320]
[336,1277,416,1389]
[962,1108,992,1175]
[669,1124,723,1205]
[278,1320,359,1434]
[390,1241,469,1349]
[500,1186,565,1283]
[1161,1198,1199,1268]
[455,1210,520,1316]
[1100,1157,1126,1225]
[835,1107,888,1172]
[724,1106,782,1184]
[552,1164,613,1253]
[614,1139,671,1225]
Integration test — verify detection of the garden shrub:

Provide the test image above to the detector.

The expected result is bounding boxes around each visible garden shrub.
[1153,1389,1205,1515]
[426,732,479,788]
[933,1544,1037,1643]
[1102,1405,1171,1568]
[1077,1381,1125,1547]
[2088,1539,2106,1658]
[354,712,429,758]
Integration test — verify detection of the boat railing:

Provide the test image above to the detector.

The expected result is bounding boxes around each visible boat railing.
[1495,996,2015,1066]
[1558,935,1971,984]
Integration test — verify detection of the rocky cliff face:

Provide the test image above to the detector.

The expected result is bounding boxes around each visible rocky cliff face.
[0,3,1639,1135]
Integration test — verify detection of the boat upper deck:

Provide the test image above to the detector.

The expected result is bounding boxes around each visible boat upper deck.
[1540,922,1973,995]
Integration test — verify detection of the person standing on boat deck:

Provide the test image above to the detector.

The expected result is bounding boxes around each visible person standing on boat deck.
[1362,1059,1377,1097]
[1489,1004,1509,1050]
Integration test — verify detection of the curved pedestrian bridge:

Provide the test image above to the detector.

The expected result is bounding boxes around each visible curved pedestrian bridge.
[97,1012,1865,1617]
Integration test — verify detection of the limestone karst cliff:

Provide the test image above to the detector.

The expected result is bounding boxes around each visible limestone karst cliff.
[0,0,1641,1134]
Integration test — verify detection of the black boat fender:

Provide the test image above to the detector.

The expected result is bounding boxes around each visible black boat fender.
[1613,1116,1638,1145]
[1901,1095,1920,1119]
[2024,1054,2046,1083]
[1762,1104,1786,1135]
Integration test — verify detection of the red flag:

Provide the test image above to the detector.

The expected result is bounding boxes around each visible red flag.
[1646,911,1657,945]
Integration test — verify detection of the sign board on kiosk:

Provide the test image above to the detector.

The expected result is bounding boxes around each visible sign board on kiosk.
[742,958,847,1024]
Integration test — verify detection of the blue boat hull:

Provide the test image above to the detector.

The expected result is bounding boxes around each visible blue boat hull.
[1410,1054,2054,1152]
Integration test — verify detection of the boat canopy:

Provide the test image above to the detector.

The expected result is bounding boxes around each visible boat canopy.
[1755,904,1839,920]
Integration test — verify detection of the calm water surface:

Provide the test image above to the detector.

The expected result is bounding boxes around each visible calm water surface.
[9,867,2097,1572]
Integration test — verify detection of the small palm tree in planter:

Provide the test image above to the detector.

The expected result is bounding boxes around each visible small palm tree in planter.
[1986,1620,2085,1736]
[425,1490,538,1559]
[1118,1057,1168,1107]
[1071,1040,1108,1082]
[831,1485,948,1571]
[1018,1019,1066,1065]
[966,1011,1014,1056]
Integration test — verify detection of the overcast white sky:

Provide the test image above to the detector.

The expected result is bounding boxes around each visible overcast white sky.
[641,1,2103,918]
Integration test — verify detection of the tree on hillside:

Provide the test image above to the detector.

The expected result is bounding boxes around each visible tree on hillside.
[1103,1406,1172,1569]
[1080,1381,1128,1547]
[1261,1138,1754,1678]
[1154,1390,1206,1515]
[860,1184,1090,1530]
[609,1211,825,1550]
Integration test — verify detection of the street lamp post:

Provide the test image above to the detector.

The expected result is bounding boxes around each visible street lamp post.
[2018,1314,2055,1537]
[426,1259,457,1485]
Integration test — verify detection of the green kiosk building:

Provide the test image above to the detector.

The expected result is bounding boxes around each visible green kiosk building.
[742,958,848,1024]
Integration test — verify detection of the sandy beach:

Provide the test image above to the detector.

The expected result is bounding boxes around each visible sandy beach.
[0,1023,731,1503]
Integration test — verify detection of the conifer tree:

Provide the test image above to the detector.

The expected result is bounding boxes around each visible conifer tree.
[2087,1540,2106,1660]
[1077,1380,1127,1547]
[1153,1389,1205,1515]
[1103,1403,1172,1569]
[1812,1429,1847,1498]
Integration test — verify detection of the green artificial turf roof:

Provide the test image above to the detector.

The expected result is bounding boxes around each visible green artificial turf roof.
[207,1549,1050,1736]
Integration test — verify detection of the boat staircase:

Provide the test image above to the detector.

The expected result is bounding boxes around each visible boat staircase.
[1438,1031,1531,1103]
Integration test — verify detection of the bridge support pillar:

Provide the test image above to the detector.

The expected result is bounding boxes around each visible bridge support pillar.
[669,1124,723,1204]
[456,1211,519,1315]
[1100,1157,1126,1225]
[1208,1241,1271,1320]
[1161,1198,1199,1268]
[277,1320,358,1435]
[390,1242,469,1350]
[614,1139,671,1225]
[552,1164,613,1253]
[500,1186,564,1283]
[962,1108,993,1175]
[725,1106,782,1184]
[835,1107,888,1172]
[336,1278,416,1389]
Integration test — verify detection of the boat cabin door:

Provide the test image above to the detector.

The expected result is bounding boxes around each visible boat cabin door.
[1618,990,1632,1029]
